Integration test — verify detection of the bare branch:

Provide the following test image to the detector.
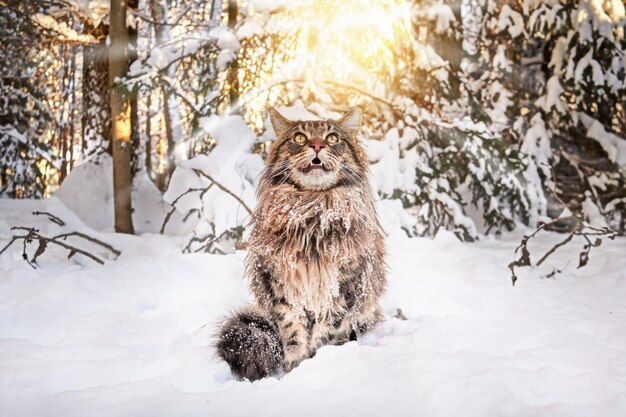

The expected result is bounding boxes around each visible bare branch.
[536,229,576,266]
[193,229,230,253]
[509,216,617,285]
[52,232,121,256]
[193,169,253,215]
[32,211,66,226]
[0,236,21,256]
[2,227,109,267]
[1,212,121,268]
[320,80,398,110]
[244,78,398,111]
[159,187,208,234]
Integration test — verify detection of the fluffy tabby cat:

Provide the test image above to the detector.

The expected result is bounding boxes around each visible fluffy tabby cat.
[216,107,386,381]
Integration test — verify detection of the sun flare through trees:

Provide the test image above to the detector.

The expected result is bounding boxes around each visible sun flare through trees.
[235,0,419,126]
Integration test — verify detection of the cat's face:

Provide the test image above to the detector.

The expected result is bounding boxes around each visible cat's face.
[265,108,367,191]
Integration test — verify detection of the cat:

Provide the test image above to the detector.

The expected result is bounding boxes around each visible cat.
[216,107,387,381]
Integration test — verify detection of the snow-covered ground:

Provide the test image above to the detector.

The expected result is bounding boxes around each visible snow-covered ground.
[1,197,626,417]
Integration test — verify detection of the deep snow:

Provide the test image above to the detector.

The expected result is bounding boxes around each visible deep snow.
[1,197,626,417]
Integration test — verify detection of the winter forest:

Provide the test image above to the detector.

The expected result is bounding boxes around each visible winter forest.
[1,0,626,415]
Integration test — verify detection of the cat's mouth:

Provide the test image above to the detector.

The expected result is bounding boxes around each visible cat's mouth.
[302,158,328,173]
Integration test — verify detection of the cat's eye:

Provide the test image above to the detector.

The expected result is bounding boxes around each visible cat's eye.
[326,133,339,144]
[294,133,307,144]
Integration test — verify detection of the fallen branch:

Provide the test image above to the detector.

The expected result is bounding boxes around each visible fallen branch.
[52,231,121,257]
[32,211,66,226]
[509,216,617,285]
[0,213,121,268]
[392,308,408,321]
[0,227,118,267]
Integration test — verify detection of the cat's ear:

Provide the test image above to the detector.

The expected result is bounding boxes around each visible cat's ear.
[267,106,293,139]
[337,107,362,138]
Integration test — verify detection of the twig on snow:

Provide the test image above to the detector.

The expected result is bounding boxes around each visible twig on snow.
[0,213,121,268]
[32,211,66,226]
[509,215,617,285]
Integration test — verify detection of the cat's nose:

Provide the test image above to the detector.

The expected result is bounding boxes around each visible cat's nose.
[310,137,325,153]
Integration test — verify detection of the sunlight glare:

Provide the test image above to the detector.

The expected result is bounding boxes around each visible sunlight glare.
[241,0,415,129]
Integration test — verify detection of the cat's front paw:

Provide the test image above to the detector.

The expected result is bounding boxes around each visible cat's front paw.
[283,343,309,372]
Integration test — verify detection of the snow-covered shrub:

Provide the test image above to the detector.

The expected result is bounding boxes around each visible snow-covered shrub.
[369,106,538,241]
[162,115,263,253]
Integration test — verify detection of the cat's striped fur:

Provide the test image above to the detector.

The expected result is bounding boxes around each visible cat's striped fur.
[216,107,386,380]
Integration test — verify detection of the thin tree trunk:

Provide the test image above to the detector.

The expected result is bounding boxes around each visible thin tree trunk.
[128,0,140,176]
[227,0,239,110]
[210,0,222,26]
[82,22,111,157]
[68,49,76,172]
[145,93,153,179]
[161,93,176,188]
[109,0,135,234]
[59,44,70,183]
[151,0,183,191]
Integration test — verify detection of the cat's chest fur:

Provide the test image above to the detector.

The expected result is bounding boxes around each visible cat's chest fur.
[250,185,375,314]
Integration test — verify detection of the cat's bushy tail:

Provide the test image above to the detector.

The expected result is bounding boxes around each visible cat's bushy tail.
[216,307,284,381]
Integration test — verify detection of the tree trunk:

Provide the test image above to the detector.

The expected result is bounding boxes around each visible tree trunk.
[59,44,70,183]
[145,93,153,179]
[67,49,76,173]
[109,0,135,234]
[128,0,140,176]
[210,0,223,26]
[82,22,111,157]
[227,0,239,110]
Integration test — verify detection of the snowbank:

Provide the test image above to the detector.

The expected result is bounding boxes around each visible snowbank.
[54,155,177,234]
[1,199,626,416]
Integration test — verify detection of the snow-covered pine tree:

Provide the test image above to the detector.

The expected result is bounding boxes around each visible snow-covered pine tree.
[463,0,626,235]
[1,0,113,197]
[463,0,626,233]
[366,0,540,240]
[462,0,530,142]
[526,0,626,233]
[0,1,56,198]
